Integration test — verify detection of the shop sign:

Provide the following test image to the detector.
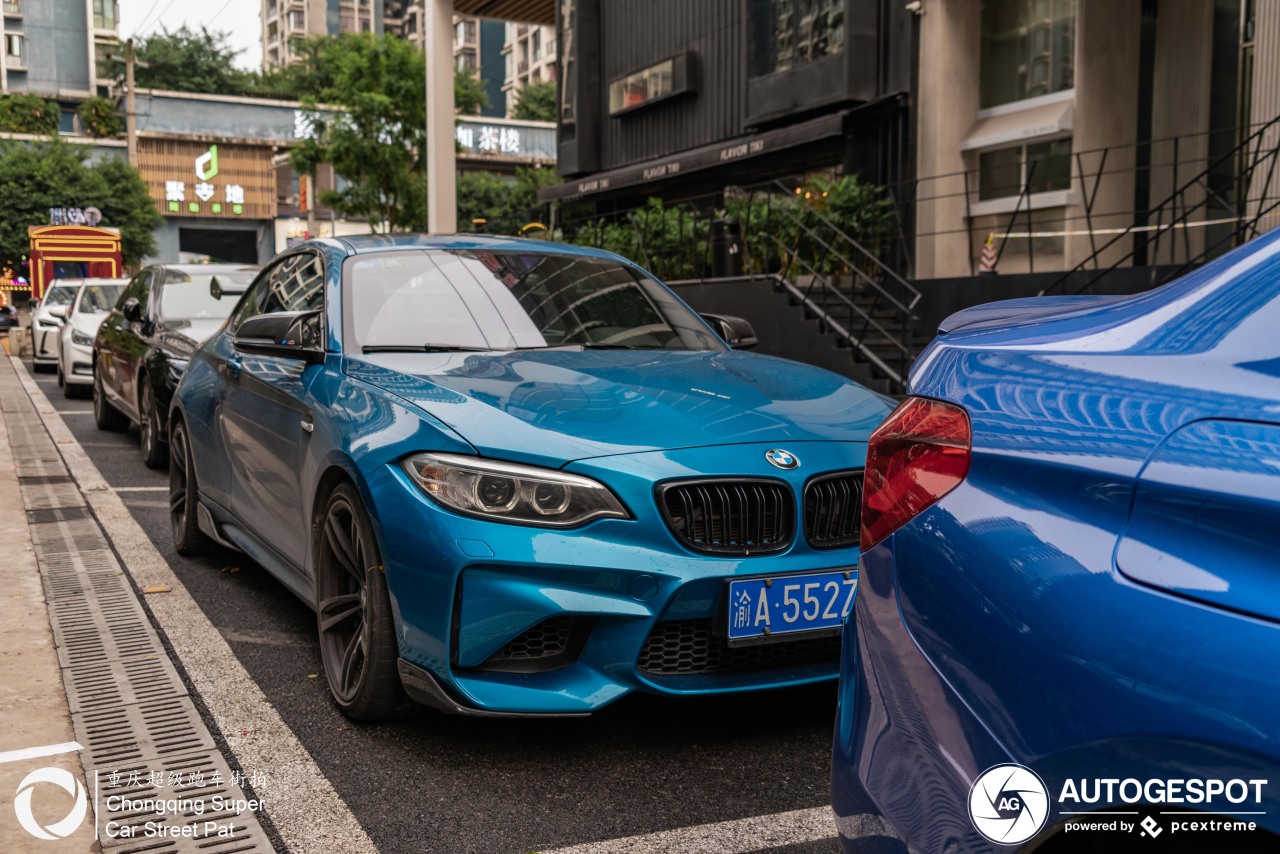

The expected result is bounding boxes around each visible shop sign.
[49,207,102,226]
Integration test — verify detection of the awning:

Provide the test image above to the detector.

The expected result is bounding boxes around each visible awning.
[454,0,554,25]
[539,110,851,202]
[961,97,1073,152]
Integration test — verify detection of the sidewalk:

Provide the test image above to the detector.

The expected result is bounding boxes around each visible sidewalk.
[0,374,94,852]
[0,354,274,852]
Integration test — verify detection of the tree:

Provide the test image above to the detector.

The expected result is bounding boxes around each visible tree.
[0,143,160,269]
[132,26,254,96]
[457,167,559,235]
[454,69,489,117]
[510,81,557,122]
[290,34,427,231]
[0,95,60,136]
[76,97,123,139]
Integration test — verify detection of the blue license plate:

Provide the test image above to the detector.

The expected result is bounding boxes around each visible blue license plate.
[726,568,857,643]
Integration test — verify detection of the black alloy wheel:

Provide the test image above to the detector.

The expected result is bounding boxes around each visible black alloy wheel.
[316,484,408,721]
[169,418,209,556]
[139,380,168,469]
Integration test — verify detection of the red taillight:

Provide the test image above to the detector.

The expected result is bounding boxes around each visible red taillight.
[860,397,971,550]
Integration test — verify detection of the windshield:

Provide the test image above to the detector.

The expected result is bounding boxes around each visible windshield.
[158,273,254,321]
[76,284,124,314]
[43,286,77,308]
[343,250,723,352]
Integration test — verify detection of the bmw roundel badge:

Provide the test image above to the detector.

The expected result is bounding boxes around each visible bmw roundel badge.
[765,448,799,470]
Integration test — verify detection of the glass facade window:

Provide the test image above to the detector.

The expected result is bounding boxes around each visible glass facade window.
[748,0,845,79]
[608,58,675,115]
[93,0,118,30]
[288,10,305,32]
[978,138,1072,200]
[980,0,1076,108]
[559,0,576,138]
[5,33,24,67]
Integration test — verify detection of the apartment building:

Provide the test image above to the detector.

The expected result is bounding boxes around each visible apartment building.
[261,0,383,68]
[501,19,554,116]
[0,0,120,124]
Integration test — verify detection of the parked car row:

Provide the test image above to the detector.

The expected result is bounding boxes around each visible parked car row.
[39,228,1278,850]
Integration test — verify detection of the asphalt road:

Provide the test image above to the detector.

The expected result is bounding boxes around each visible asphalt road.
[31,364,844,854]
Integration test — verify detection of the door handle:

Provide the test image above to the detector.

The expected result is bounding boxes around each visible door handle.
[300,420,314,434]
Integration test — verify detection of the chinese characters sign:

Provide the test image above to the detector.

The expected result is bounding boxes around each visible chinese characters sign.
[138,139,275,220]
[455,119,556,163]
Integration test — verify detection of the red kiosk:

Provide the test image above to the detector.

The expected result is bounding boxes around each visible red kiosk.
[26,225,124,299]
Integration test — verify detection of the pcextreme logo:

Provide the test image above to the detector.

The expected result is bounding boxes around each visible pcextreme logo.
[968,763,1050,845]
[13,766,88,840]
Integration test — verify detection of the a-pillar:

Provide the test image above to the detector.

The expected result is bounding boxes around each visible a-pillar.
[425,0,457,234]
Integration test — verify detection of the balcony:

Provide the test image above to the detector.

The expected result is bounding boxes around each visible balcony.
[3,1,21,19]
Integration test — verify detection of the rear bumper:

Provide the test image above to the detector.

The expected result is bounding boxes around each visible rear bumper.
[832,542,1003,853]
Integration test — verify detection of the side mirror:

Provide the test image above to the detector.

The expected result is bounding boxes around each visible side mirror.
[700,313,758,350]
[233,310,325,365]
[48,306,68,320]
[122,298,141,322]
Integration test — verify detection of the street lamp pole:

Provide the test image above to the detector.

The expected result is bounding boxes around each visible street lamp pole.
[425,0,457,234]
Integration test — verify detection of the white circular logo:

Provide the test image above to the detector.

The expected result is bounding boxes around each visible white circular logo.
[968,763,1050,845]
[13,766,87,840]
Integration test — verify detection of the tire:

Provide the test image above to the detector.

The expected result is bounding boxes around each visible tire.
[93,366,128,431]
[169,417,210,556]
[139,379,169,469]
[316,483,408,721]
[62,376,80,399]
[56,364,64,387]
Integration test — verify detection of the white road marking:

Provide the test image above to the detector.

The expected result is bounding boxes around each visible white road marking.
[537,806,837,854]
[0,740,84,765]
[12,357,379,854]
[55,409,93,415]
[111,486,169,493]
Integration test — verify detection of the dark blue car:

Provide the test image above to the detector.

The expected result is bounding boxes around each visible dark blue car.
[832,231,1280,850]
[170,235,892,721]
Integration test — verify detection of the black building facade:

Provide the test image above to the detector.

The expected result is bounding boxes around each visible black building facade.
[542,0,916,206]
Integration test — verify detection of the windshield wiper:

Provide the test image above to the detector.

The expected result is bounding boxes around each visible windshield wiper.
[362,344,493,353]
[577,342,641,350]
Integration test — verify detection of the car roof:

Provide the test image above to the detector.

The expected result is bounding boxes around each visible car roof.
[329,233,629,263]
[161,264,260,276]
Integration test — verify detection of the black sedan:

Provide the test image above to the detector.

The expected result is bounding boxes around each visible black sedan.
[94,263,257,468]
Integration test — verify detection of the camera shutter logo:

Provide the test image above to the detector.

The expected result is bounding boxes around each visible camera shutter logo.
[13,766,88,840]
[968,763,1050,845]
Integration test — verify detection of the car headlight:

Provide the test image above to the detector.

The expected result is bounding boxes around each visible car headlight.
[71,329,95,346]
[402,452,629,527]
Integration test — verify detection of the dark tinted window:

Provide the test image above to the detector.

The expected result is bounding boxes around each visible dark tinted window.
[342,250,723,352]
[230,253,325,346]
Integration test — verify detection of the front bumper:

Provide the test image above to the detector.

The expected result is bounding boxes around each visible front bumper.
[368,441,867,715]
[33,323,61,363]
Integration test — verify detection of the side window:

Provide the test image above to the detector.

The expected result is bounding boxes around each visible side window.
[228,270,272,333]
[230,252,326,349]
[261,252,325,315]
[121,270,150,309]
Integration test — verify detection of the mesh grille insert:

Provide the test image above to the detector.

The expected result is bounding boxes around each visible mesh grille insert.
[489,616,573,661]
[637,619,840,676]
[658,479,794,555]
[803,471,863,549]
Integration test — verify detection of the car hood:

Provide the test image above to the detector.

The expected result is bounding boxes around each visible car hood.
[70,312,110,337]
[346,349,891,466]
